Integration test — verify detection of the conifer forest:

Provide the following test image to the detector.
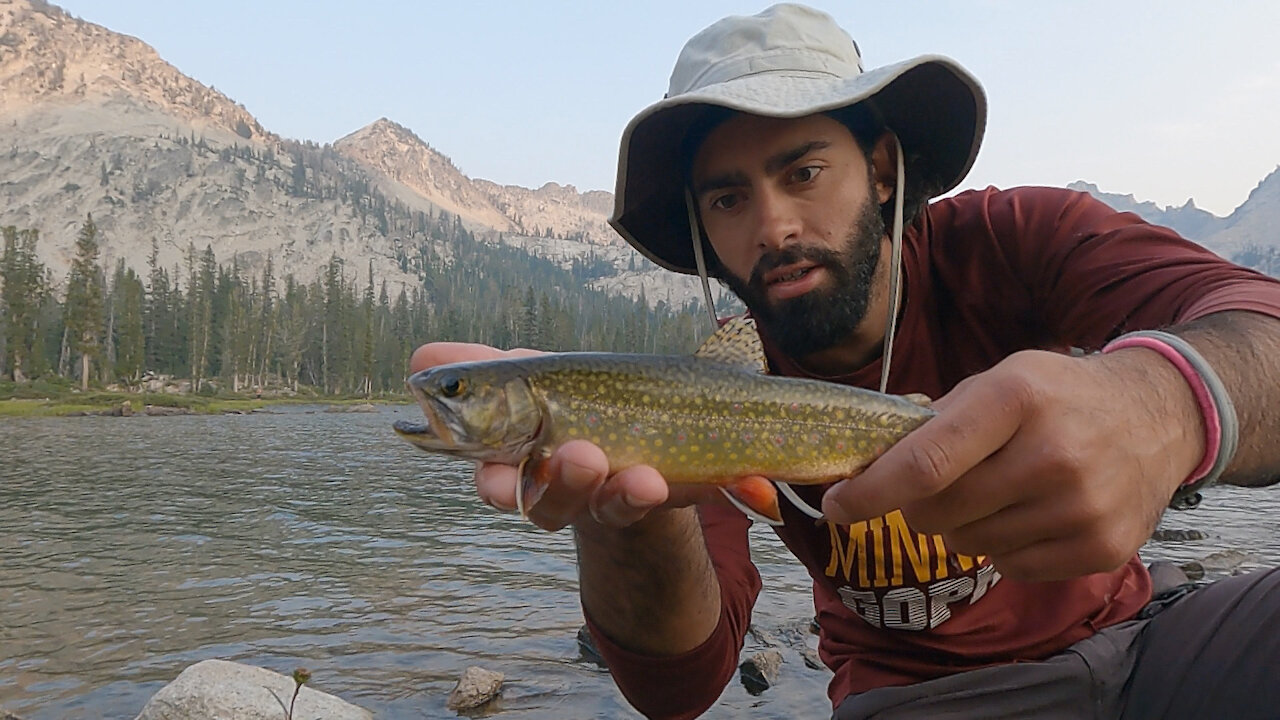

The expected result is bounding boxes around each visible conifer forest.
[0,213,706,398]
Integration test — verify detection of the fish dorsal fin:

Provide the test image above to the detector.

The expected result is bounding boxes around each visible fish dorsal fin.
[694,315,768,373]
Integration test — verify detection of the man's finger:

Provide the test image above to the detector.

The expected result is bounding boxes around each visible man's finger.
[474,461,519,511]
[822,374,1028,523]
[524,441,611,531]
[590,464,671,527]
[408,342,542,374]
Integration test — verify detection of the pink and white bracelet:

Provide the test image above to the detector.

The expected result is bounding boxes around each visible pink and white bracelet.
[1101,330,1239,510]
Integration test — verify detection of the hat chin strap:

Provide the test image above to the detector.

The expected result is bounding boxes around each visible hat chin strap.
[687,187,720,328]
[685,132,906,394]
[879,132,905,393]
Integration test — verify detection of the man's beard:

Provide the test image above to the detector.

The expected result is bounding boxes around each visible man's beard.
[720,196,885,360]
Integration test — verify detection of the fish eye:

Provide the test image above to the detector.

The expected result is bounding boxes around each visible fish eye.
[438,374,467,398]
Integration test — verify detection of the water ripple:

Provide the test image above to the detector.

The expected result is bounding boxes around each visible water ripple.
[0,406,1275,719]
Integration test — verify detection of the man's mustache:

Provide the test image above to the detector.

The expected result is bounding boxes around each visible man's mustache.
[749,245,840,288]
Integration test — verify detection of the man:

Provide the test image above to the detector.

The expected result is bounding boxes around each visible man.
[411,5,1280,718]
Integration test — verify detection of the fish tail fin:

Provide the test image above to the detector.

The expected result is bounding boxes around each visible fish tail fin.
[516,450,553,518]
[720,475,783,525]
[775,481,825,520]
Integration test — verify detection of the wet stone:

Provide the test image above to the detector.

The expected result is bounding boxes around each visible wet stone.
[446,666,504,711]
[576,624,607,668]
[144,405,194,416]
[133,659,370,720]
[1151,528,1209,542]
[801,649,827,671]
[1200,549,1254,571]
[739,649,783,695]
[747,624,781,648]
[1180,561,1206,580]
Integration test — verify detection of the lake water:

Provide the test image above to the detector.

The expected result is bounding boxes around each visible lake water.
[1,406,1276,719]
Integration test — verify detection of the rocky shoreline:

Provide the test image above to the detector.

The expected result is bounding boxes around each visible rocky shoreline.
[2,616,827,719]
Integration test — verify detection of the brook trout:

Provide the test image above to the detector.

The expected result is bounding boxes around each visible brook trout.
[394,317,934,524]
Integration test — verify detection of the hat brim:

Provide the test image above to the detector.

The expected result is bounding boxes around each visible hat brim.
[609,55,987,275]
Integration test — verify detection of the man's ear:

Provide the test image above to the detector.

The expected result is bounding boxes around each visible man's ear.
[868,132,898,205]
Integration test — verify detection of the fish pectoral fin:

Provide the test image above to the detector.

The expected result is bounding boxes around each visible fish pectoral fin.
[902,392,933,407]
[720,475,783,526]
[693,315,768,373]
[516,448,554,518]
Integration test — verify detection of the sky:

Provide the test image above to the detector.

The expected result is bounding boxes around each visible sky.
[61,1,1280,217]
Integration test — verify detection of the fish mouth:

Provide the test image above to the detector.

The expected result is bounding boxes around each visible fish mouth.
[396,371,466,453]
[393,418,442,448]
[392,414,491,459]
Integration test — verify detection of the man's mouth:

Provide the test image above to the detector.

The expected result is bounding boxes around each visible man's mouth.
[761,262,823,300]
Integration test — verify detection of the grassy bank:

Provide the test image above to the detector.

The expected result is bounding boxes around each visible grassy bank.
[0,379,408,418]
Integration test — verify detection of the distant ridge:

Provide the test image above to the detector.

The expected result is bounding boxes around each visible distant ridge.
[0,0,1275,306]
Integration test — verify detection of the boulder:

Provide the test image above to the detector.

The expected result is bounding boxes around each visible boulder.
[801,649,826,671]
[1151,528,1209,542]
[446,666,504,711]
[1200,549,1255,572]
[325,403,378,413]
[739,649,783,695]
[144,405,194,416]
[133,659,371,720]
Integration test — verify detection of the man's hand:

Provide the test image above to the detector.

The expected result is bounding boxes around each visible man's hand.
[822,348,1204,582]
[407,342,720,532]
[408,342,731,661]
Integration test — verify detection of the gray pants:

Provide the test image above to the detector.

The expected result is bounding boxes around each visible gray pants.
[834,567,1280,719]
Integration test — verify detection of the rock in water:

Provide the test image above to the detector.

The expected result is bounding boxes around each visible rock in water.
[739,649,783,695]
[576,624,607,668]
[1200,549,1254,571]
[447,666,504,711]
[133,659,371,720]
[1151,528,1209,542]
[801,649,827,671]
[1180,561,1206,581]
[144,405,193,416]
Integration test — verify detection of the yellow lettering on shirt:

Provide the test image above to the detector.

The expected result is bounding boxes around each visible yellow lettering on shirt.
[885,510,932,585]
[825,519,872,587]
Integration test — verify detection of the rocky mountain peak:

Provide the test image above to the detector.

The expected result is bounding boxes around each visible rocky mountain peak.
[334,117,622,247]
[1068,179,1221,241]
[334,117,514,231]
[0,0,267,141]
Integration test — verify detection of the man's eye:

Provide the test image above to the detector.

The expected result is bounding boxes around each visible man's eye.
[710,194,739,211]
[793,166,821,183]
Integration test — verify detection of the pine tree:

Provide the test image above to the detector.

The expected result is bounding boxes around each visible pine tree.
[186,243,215,393]
[276,276,308,392]
[1,226,47,381]
[112,260,145,383]
[63,215,105,390]
[359,261,375,397]
[256,255,276,391]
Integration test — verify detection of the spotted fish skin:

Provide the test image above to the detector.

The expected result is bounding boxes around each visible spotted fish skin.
[396,351,933,488]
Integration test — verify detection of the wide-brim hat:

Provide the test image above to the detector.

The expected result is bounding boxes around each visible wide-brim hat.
[609,3,987,275]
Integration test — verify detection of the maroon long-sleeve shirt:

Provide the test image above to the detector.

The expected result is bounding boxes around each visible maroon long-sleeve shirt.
[586,186,1280,718]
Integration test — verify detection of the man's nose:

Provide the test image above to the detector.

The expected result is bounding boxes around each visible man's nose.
[753,187,802,251]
